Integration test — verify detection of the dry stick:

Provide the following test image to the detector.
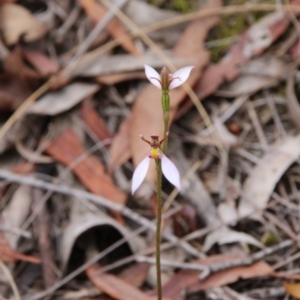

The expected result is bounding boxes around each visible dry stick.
[33,188,56,288]
[0,3,299,141]
[263,211,300,243]
[247,103,269,151]
[136,256,207,272]
[137,235,291,274]
[55,5,81,43]
[273,250,300,270]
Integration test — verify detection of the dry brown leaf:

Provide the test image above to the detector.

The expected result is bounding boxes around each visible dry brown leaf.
[96,71,145,85]
[118,262,150,287]
[0,3,47,45]
[238,135,300,219]
[161,253,273,299]
[78,0,139,55]
[45,128,126,204]
[108,114,133,173]
[0,233,40,264]
[109,0,222,175]
[0,47,40,111]
[81,97,112,141]
[23,50,60,76]
[0,0,17,8]
[11,161,35,174]
[86,263,169,300]
[284,282,300,299]
[291,37,300,59]
[172,204,197,237]
[4,46,40,81]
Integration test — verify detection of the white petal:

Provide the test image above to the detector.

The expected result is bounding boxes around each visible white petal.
[132,156,150,194]
[144,64,161,89]
[161,155,180,190]
[169,66,194,89]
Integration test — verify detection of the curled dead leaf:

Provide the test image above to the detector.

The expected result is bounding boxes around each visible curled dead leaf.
[238,135,300,219]
[0,3,47,45]
[203,226,263,252]
[60,203,145,273]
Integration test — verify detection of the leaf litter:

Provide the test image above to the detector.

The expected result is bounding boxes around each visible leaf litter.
[1,0,300,299]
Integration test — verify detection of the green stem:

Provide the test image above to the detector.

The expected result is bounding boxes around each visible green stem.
[155,159,163,300]
[162,111,170,154]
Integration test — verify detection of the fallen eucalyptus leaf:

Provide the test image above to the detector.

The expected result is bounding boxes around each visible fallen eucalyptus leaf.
[28,83,99,116]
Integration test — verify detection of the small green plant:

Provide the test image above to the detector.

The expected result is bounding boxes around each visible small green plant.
[149,0,197,13]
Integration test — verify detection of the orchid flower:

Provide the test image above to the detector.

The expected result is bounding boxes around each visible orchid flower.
[144,65,194,90]
[132,134,180,194]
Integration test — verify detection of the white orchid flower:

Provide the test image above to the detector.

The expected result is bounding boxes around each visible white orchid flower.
[131,134,180,195]
[144,65,194,90]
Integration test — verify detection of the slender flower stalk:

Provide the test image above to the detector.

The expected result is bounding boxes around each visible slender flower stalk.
[155,158,163,299]
[132,65,193,300]
[132,134,180,300]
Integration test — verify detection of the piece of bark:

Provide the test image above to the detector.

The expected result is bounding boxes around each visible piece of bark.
[33,188,56,288]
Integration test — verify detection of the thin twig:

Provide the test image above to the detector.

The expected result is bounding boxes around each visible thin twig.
[200,238,295,280]
[0,260,21,300]
[136,256,207,271]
